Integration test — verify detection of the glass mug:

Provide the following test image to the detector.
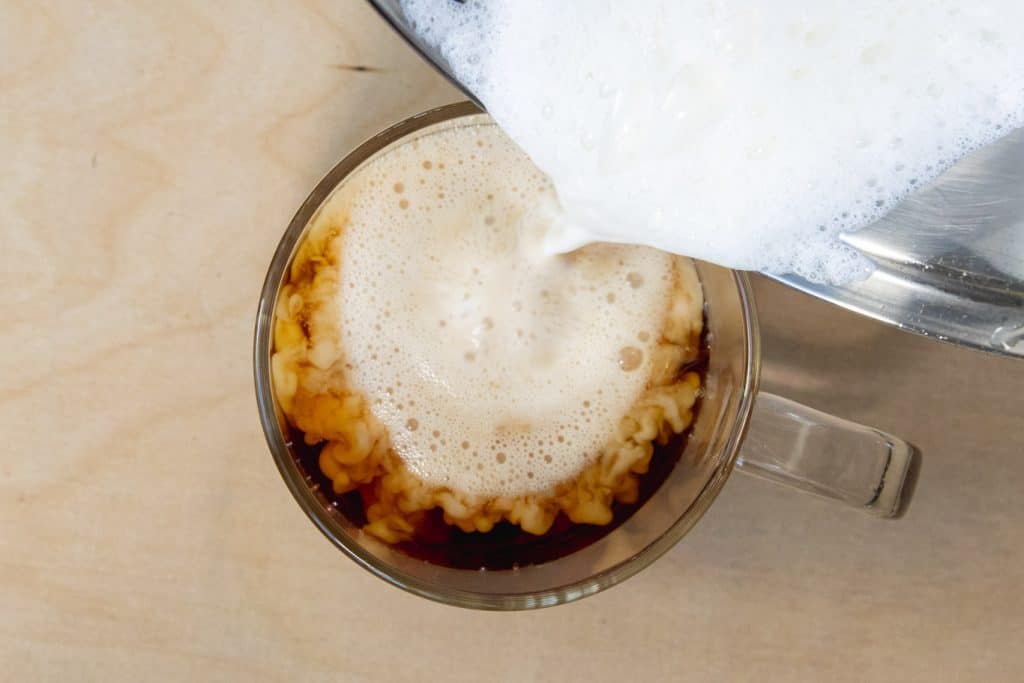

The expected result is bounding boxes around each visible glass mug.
[254,102,920,610]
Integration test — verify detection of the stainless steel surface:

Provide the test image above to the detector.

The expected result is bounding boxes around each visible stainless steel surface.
[771,129,1024,359]
[370,0,1024,359]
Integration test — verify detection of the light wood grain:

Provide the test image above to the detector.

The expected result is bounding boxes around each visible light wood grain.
[2,2,1023,681]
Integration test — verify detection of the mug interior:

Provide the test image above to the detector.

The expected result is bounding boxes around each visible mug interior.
[254,103,760,609]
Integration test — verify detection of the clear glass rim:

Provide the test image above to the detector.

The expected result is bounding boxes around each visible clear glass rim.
[253,102,762,610]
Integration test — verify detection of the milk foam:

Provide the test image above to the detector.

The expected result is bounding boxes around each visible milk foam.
[336,124,678,496]
[400,0,1024,283]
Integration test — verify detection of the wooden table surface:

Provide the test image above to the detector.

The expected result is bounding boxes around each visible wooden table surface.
[3,2,1023,681]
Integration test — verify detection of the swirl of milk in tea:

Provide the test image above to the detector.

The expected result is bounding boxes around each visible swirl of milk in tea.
[400,0,1024,283]
[338,125,680,496]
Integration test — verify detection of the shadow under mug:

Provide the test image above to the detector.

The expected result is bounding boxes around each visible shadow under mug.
[254,102,920,610]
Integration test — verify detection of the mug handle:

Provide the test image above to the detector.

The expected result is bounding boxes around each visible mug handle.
[735,393,920,518]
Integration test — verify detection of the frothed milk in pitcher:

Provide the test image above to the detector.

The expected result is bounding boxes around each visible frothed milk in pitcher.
[400,1,1024,283]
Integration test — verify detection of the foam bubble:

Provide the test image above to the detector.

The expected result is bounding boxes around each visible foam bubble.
[400,0,1024,283]
[336,124,679,497]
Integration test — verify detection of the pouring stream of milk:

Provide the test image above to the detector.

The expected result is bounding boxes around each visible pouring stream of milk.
[400,0,1024,283]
